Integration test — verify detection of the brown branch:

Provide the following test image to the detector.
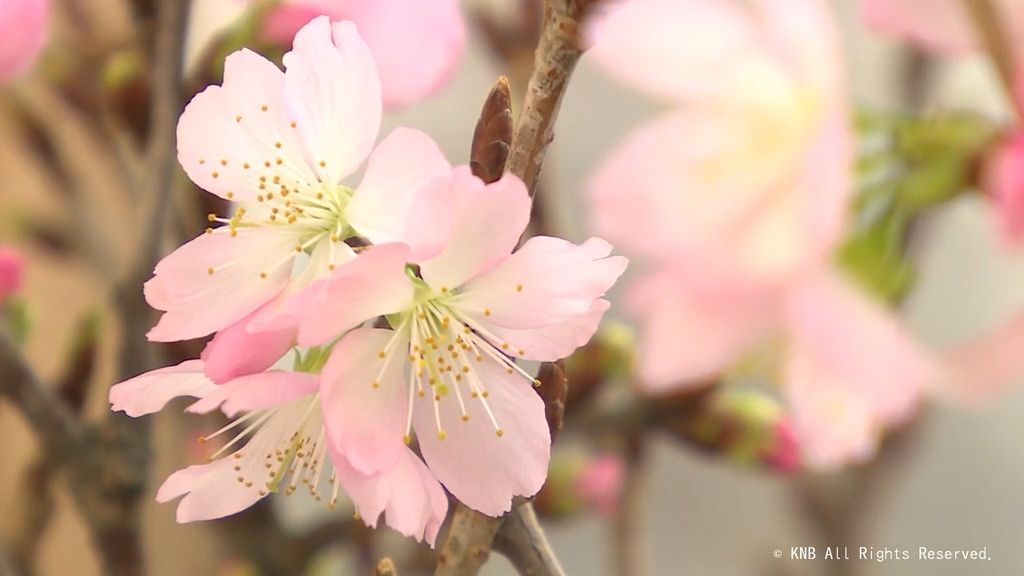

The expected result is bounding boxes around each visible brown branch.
[492,504,566,576]
[612,435,648,576]
[435,504,505,576]
[964,0,1022,119]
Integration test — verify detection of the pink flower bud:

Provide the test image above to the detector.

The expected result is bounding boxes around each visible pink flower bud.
[984,130,1024,245]
[0,0,48,83]
[0,247,24,303]
[573,455,625,516]
[763,420,802,474]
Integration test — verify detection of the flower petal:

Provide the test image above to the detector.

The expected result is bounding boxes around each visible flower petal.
[347,128,453,260]
[145,228,298,342]
[480,299,611,363]
[291,243,414,347]
[783,272,934,470]
[419,169,532,291]
[333,445,448,546]
[321,328,410,474]
[342,0,465,106]
[186,371,319,418]
[628,269,775,391]
[157,459,267,522]
[177,48,317,203]
[283,17,381,183]
[110,360,216,417]
[413,355,550,516]
[585,0,756,101]
[457,236,627,329]
[941,311,1024,404]
[201,308,297,384]
[862,0,976,53]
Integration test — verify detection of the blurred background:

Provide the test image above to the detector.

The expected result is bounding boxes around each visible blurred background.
[2,0,1024,575]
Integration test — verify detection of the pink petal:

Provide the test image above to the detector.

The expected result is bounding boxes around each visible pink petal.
[145,228,298,342]
[413,355,550,517]
[109,360,216,417]
[186,371,319,417]
[783,272,934,470]
[584,0,756,101]
[479,299,611,362]
[157,459,265,522]
[177,48,317,203]
[0,0,48,83]
[862,0,976,53]
[261,4,344,45]
[419,169,532,291]
[201,308,297,384]
[941,311,1024,404]
[0,246,25,303]
[628,269,776,391]
[347,128,453,260]
[333,445,448,546]
[283,17,381,183]
[457,236,627,329]
[984,130,1024,244]
[320,328,410,474]
[342,0,465,107]
[291,243,414,347]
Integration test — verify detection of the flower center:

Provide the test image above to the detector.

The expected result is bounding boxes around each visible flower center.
[377,287,540,444]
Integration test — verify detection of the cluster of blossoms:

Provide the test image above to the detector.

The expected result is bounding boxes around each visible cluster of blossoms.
[111,17,626,544]
[585,0,937,469]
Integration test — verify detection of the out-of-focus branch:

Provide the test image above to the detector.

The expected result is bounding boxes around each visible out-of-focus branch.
[0,331,85,460]
[612,435,648,576]
[492,504,566,576]
[964,0,1021,119]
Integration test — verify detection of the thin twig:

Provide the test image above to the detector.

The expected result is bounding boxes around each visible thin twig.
[492,504,566,576]
[964,0,1022,119]
[612,435,648,576]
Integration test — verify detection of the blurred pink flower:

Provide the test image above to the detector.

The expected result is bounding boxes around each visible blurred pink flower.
[0,247,24,303]
[260,0,465,107]
[573,455,624,516]
[291,167,627,516]
[110,361,448,545]
[585,0,936,469]
[149,17,452,342]
[763,420,801,474]
[0,0,48,83]
[984,130,1024,243]
[861,0,1024,55]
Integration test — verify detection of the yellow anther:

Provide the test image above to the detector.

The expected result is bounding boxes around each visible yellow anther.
[403,434,412,445]
[516,284,523,292]
[462,415,470,422]
[484,308,492,316]
[261,104,268,111]
[437,430,447,441]
[372,382,380,389]
[207,267,215,275]
[496,429,504,437]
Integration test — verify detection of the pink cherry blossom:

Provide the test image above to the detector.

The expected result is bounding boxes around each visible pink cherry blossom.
[0,0,48,83]
[110,361,448,544]
[148,16,452,342]
[586,0,850,284]
[585,0,936,469]
[260,0,465,107]
[289,167,627,515]
[0,247,24,304]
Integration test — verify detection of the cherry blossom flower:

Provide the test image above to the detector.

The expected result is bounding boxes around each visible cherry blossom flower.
[984,128,1024,244]
[260,0,465,106]
[288,167,628,515]
[0,0,48,83]
[148,16,452,342]
[110,360,448,544]
[585,0,936,469]
[0,247,24,304]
